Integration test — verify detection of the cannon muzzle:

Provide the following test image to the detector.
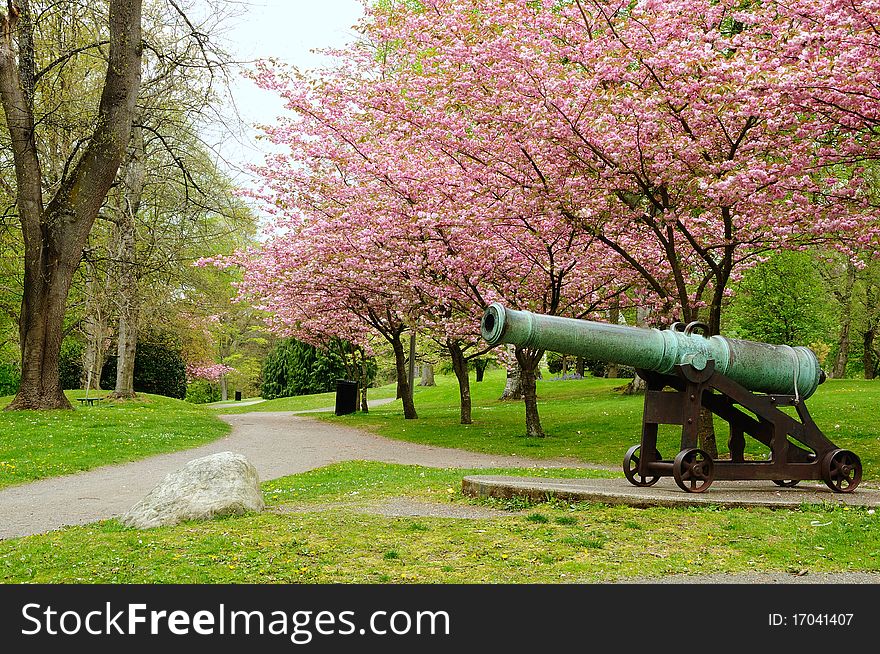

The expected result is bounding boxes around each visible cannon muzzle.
[481,303,823,399]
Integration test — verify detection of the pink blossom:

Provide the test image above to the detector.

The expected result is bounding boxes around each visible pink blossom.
[230,0,880,346]
[186,363,235,382]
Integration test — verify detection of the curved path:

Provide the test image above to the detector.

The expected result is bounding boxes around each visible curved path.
[0,411,595,540]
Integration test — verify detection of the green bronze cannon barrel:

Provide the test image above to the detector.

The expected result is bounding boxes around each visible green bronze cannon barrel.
[481,303,824,399]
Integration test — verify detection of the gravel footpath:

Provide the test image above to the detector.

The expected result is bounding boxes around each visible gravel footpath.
[0,411,594,540]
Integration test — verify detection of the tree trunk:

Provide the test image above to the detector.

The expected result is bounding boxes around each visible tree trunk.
[81,268,109,391]
[359,383,369,413]
[864,329,877,380]
[1,0,143,410]
[419,362,436,386]
[831,262,856,378]
[407,331,416,395]
[833,317,852,379]
[575,356,585,377]
[864,275,879,380]
[12,258,77,408]
[391,332,417,419]
[500,363,523,400]
[516,347,545,437]
[623,307,651,395]
[474,359,487,382]
[606,299,620,378]
[448,341,472,425]
[697,406,718,459]
[220,374,228,401]
[113,294,138,398]
[81,320,106,390]
[356,346,370,412]
[500,346,523,400]
[111,123,145,399]
[699,294,722,458]
[696,294,722,457]
[624,373,647,395]
[111,216,139,398]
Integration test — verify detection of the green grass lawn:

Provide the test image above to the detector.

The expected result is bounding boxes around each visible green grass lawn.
[325,369,880,480]
[2,461,877,583]
[2,371,878,584]
[209,385,398,415]
[0,391,229,489]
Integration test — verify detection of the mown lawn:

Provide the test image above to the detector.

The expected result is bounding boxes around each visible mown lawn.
[209,385,398,415]
[325,369,880,480]
[2,371,878,584]
[0,391,229,489]
[2,461,877,583]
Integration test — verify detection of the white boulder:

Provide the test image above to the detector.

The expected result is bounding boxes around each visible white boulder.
[121,451,265,529]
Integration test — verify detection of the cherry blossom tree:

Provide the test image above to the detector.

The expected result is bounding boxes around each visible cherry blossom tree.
[363,0,879,331]
[235,0,880,443]
[768,0,879,161]
[243,54,629,436]
[332,0,880,448]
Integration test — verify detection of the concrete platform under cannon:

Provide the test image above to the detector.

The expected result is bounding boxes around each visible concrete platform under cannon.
[461,475,880,509]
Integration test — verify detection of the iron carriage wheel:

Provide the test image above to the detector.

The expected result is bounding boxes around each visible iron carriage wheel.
[623,444,662,487]
[672,448,714,493]
[821,449,862,493]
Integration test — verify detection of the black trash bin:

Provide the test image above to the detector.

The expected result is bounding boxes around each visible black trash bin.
[335,380,358,416]
[234,391,242,402]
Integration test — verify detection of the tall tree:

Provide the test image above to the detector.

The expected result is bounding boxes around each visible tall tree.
[108,122,146,397]
[104,0,239,398]
[0,0,142,409]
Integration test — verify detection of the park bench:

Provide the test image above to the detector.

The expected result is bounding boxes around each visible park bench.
[77,396,102,406]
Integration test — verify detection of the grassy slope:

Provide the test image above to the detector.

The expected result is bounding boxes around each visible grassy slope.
[324,369,880,480]
[209,385,398,415]
[2,461,877,583]
[0,391,229,489]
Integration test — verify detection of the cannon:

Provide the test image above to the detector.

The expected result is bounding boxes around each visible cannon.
[481,303,862,493]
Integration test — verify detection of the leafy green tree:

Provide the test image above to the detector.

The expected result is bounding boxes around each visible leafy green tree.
[725,251,837,348]
[847,260,880,379]
[261,338,375,400]
[0,0,142,409]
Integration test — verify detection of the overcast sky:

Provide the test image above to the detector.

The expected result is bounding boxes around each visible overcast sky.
[207,0,365,183]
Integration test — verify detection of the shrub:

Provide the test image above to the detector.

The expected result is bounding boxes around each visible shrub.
[101,342,187,399]
[59,340,84,390]
[0,362,20,395]
[585,359,607,378]
[185,379,222,404]
[546,352,564,374]
[261,338,375,399]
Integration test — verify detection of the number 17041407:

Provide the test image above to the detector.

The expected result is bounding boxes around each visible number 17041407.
[769,613,854,627]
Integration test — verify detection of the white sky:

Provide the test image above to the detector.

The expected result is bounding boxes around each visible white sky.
[205,0,365,185]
